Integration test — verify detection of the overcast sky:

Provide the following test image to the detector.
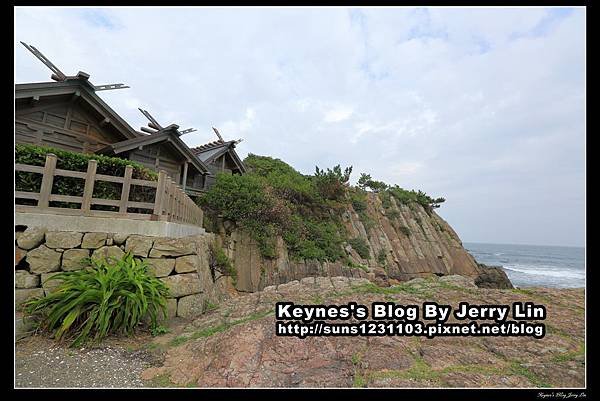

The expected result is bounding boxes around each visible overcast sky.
[14,7,585,247]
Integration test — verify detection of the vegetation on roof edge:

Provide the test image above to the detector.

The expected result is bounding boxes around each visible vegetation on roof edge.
[198,153,445,261]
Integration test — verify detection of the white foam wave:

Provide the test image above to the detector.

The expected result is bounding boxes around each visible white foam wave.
[504,265,585,280]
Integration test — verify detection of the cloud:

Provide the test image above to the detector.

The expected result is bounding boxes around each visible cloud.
[324,105,354,123]
[14,7,585,246]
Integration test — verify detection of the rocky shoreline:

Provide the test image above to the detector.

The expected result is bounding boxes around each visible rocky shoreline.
[17,274,582,388]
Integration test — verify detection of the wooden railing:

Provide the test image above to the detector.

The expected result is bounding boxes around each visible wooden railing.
[15,153,203,227]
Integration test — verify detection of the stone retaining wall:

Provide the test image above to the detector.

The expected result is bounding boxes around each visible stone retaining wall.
[15,226,233,327]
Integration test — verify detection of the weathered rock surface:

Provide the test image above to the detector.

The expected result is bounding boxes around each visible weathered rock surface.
[15,271,40,289]
[92,246,125,261]
[61,249,90,271]
[41,272,63,295]
[15,312,35,340]
[474,264,514,289]
[161,273,202,298]
[81,233,108,249]
[125,236,154,258]
[26,245,62,274]
[142,276,584,388]
[174,255,200,274]
[145,258,175,278]
[15,288,44,308]
[112,233,129,246]
[150,237,196,258]
[222,194,490,292]
[17,227,46,250]
[45,231,83,249]
[177,294,205,318]
[15,247,27,266]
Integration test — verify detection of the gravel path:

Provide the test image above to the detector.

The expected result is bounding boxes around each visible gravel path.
[15,336,162,388]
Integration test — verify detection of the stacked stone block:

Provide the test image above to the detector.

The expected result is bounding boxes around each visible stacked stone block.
[15,227,220,320]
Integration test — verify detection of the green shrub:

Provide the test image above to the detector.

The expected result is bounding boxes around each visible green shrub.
[210,245,237,284]
[387,209,400,220]
[348,237,370,259]
[377,249,388,266]
[313,164,352,201]
[15,144,157,212]
[198,154,444,263]
[399,225,412,237]
[23,253,169,347]
[357,173,388,192]
[380,191,393,209]
[358,210,376,231]
[349,190,368,212]
[199,155,347,261]
[387,185,445,212]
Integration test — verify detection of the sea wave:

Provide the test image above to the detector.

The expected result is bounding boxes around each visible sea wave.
[503,265,585,280]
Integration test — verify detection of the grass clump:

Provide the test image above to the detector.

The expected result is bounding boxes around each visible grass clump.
[399,225,412,237]
[509,361,551,387]
[346,260,369,272]
[169,310,274,347]
[348,237,370,259]
[23,253,169,347]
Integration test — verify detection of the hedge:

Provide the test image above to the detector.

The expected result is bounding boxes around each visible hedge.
[15,144,158,212]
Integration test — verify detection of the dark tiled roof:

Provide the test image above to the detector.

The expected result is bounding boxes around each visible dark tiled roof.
[191,140,232,154]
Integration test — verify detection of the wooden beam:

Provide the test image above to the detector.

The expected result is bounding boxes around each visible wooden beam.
[182,161,188,191]
[70,90,81,103]
[155,146,161,169]
[140,126,157,135]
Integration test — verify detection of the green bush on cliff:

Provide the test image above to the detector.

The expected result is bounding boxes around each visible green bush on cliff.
[348,237,370,259]
[386,186,445,212]
[198,155,347,261]
[199,154,445,263]
[209,245,237,284]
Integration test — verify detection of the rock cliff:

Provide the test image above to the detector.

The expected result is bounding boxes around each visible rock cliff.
[216,193,504,292]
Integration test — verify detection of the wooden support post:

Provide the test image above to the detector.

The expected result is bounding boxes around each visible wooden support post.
[119,165,133,213]
[81,159,97,213]
[153,170,167,218]
[165,180,174,221]
[38,153,57,208]
[182,161,188,191]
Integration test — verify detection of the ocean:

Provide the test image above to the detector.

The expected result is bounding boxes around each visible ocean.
[463,242,585,289]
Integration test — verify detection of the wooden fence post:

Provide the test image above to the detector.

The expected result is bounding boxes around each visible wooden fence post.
[153,170,167,219]
[119,165,133,214]
[38,153,57,208]
[81,159,97,213]
[165,179,173,222]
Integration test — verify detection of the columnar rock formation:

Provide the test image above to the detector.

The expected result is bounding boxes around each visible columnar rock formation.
[219,193,500,292]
